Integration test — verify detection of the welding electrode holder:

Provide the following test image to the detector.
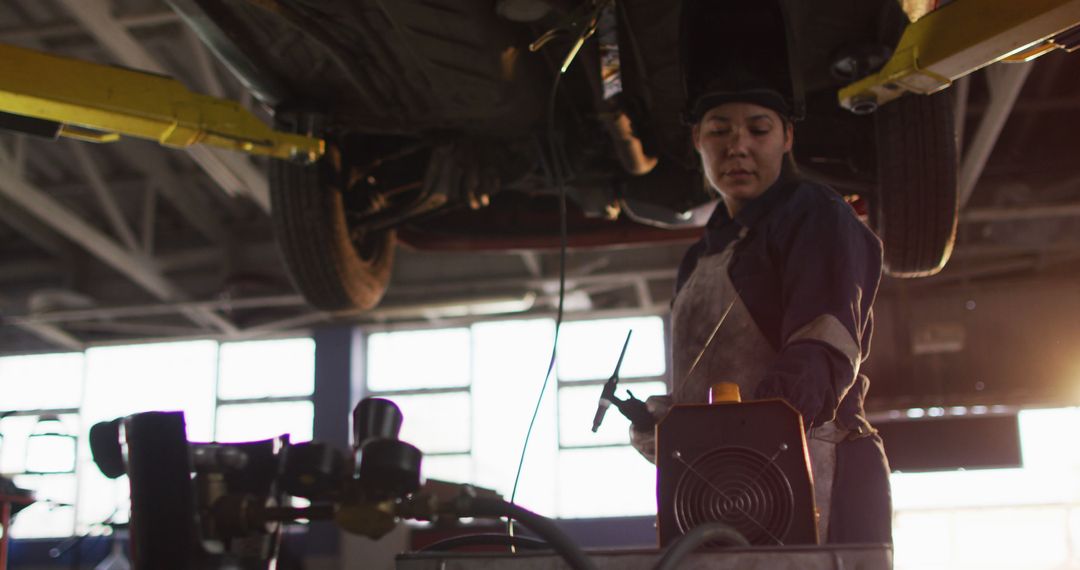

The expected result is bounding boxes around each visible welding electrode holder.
[612,391,656,431]
[592,330,657,432]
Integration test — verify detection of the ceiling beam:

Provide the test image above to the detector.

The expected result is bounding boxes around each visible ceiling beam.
[57,0,271,212]
[0,259,63,282]
[0,164,239,335]
[388,267,678,298]
[121,144,230,244]
[998,53,1071,163]
[952,241,1080,259]
[634,278,653,308]
[183,25,226,98]
[140,183,157,255]
[923,251,1080,286]
[70,142,139,251]
[0,135,26,178]
[958,62,1033,209]
[63,321,206,336]
[9,294,304,325]
[0,194,75,259]
[964,94,1080,116]
[0,137,13,168]
[14,321,84,351]
[0,10,180,43]
[186,146,270,212]
[0,240,283,284]
[952,75,970,156]
[519,251,543,277]
[962,201,1080,223]
[57,0,162,72]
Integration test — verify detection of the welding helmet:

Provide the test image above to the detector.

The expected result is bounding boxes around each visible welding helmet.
[680,0,803,124]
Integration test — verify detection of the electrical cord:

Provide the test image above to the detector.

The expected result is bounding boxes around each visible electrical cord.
[506,47,569,551]
[508,0,608,544]
[652,521,750,570]
[507,70,569,489]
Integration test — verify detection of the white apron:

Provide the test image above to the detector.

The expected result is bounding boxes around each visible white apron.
[670,233,848,541]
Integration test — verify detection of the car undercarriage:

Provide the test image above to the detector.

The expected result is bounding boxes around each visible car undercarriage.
[165,0,960,310]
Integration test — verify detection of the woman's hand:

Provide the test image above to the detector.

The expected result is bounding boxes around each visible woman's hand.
[628,395,674,464]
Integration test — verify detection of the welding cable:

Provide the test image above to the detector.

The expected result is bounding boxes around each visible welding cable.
[454,498,598,570]
[508,3,591,533]
[417,533,550,552]
[505,55,569,551]
[652,522,750,570]
[505,0,617,544]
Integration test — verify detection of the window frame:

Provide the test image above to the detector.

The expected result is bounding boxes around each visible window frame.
[358,308,672,519]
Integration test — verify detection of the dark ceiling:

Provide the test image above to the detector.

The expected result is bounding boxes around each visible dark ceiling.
[1,1,1080,411]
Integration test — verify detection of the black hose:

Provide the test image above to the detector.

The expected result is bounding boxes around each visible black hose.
[653,522,750,570]
[418,533,550,552]
[452,498,597,570]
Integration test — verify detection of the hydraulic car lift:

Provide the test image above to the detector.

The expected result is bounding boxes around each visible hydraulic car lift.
[0,0,1079,161]
[0,42,323,162]
[839,0,1080,113]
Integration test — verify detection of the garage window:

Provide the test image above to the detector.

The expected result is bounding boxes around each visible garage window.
[215,338,316,443]
[0,337,315,539]
[0,353,86,539]
[892,407,1080,569]
[362,314,668,518]
[365,327,475,484]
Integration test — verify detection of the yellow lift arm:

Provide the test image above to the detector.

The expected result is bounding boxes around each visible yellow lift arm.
[0,43,324,162]
[840,0,1080,113]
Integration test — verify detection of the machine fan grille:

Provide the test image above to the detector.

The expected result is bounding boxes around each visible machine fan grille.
[673,445,795,545]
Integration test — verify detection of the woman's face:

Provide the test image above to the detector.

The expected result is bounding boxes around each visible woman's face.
[692,102,793,214]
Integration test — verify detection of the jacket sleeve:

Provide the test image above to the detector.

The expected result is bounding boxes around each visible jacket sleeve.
[753,195,882,427]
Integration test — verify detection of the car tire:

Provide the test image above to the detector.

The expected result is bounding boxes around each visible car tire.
[873,89,958,278]
[270,117,395,311]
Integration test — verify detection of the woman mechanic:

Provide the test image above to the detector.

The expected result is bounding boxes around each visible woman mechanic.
[629,80,892,544]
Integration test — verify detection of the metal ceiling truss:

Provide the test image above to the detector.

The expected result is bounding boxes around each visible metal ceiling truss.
[0,195,75,260]
[0,0,283,349]
[2,256,685,345]
[0,164,239,339]
[69,142,141,252]
[119,144,230,244]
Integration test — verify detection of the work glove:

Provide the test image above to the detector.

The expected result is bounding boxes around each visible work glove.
[628,395,674,464]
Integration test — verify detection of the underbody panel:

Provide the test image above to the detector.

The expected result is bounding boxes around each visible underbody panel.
[180,0,548,134]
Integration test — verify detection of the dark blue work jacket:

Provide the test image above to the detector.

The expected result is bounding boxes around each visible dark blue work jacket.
[675,175,883,433]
